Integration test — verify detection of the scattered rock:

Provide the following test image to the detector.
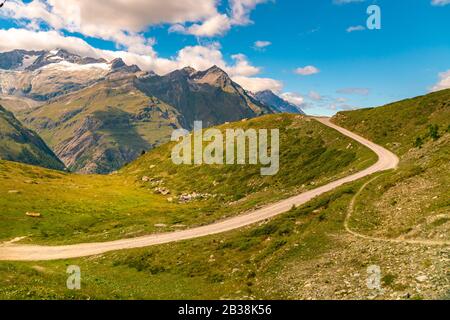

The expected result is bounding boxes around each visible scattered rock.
[154,187,170,195]
[8,190,20,194]
[178,192,212,203]
[154,224,167,228]
[26,212,42,218]
[416,275,428,283]
[141,176,150,182]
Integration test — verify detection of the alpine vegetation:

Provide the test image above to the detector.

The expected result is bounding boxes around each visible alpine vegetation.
[171,121,280,176]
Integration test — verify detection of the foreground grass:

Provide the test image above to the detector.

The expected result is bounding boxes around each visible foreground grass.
[0,181,362,299]
[1,93,448,300]
[0,114,376,245]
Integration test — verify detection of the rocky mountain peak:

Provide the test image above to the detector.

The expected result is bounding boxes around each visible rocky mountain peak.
[254,90,305,115]
[192,65,232,87]
[110,58,126,69]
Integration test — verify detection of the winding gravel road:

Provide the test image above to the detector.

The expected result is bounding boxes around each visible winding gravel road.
[0,117,399,261]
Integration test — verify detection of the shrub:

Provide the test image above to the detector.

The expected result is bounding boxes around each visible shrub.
[414,137,424,148]
[428,124,440,141]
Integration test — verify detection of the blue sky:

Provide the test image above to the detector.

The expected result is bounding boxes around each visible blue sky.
[0,0,449,115]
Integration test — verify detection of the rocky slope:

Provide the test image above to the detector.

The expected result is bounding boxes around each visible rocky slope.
[0,105,65,170]
[136,65,273,130]
[254,90,305,114]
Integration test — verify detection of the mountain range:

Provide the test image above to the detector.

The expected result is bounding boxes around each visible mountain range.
[0,49,304,173]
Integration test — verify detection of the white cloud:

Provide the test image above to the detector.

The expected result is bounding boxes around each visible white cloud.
[280,92,305,106]
[346,25,366,32]
[169,14,231,37]
[2,0,270,43]
[431,0,450,6]
[230,0,270,26]
[294,65,320,76]
[171,0,270,37]
[253,40,271,50]
[232,76,283,93]
[228,54,260,77]
[431,70,450,92]
[4,0,218,32]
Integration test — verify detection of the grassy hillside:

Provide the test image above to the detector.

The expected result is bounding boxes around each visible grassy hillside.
[1,178,447,300]
[123,114,376,202]
[332,89,450,155]
[0,114,376,245]
[0,105,65,171]
[333,89,450,244]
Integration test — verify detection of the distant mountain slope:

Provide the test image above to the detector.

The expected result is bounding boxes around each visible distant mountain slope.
[136,66,273,130]
[20,73,182,174]
[254,90,305,114]
[0,95,41,112]
[0,105,65,170]
[0,49,114,101]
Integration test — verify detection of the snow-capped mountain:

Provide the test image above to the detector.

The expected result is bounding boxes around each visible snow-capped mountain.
[0,48,275,174]
[0,49,140,101]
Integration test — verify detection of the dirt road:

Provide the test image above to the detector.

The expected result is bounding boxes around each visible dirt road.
[0,118,400,261]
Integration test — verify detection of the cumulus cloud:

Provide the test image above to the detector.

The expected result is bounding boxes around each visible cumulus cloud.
[431,70,450,92]
[230,0,270,26]
[280,92,305,106]
[3,0,218,32]
[171,0,270,37]
[294,65,320,76]
[232,76,283,93]
[2,0,270,44]
[169,14,231,37]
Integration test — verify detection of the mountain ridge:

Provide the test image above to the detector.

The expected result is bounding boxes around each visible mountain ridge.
[254,90,305,114]
[0,48,276,173]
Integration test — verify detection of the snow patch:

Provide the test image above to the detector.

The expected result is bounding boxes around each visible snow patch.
[41,61,111,72]
[19,55,39,70]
